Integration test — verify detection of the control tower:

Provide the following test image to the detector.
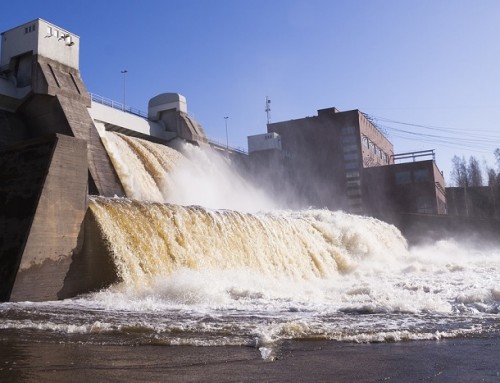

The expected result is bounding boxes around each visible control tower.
[0,19,124,196]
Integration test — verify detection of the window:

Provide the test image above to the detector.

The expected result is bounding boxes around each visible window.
[416,196,434,214]
[395,171,411,185]
[341,126,355,136]
[347,179,361,187]
[25,24,36,34]
[345,160,359,170]
[343,144,358,153]
[342,135,357,144]
[413,169,430,183]
[346,171,360,179]
[362,136,370,148]
[47,26,52,36]
[343,152,358,161]
[347,188,361,197]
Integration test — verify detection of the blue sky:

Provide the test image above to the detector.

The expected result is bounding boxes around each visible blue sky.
[2,0,500,184]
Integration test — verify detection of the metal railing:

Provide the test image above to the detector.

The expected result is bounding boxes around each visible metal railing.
[90,92,249,155]
[207,138,248,155]
[391,149,435,163]
[89,93,148,118]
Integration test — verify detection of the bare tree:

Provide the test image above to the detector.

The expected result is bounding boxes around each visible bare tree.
[450,155,468,187]
[467,156,483,187]
[495,148,500,171]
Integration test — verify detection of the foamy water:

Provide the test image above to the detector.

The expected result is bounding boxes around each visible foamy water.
[1,134,498,359]
[1,204,498,357]
[101,132,275,211]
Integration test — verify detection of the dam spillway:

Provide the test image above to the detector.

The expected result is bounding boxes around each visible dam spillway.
[0,20,499,367]
[102,132,276,211]
[89,196,408,288]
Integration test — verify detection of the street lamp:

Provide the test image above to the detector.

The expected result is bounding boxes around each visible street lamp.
[121,69,128,111]
[224,116,229,149]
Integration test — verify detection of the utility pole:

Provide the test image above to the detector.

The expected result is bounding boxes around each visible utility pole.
[121,69,128,111]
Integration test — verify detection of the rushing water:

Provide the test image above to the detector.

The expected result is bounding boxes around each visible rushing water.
[1,133,499,361]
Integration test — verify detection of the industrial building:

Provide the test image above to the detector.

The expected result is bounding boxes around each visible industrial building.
[248,107,446,222]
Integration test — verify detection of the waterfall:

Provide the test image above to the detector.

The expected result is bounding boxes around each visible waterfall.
[101,132,276,212]
[89,196,408,288]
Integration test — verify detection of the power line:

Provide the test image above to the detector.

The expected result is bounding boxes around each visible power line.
[363,113,500,155]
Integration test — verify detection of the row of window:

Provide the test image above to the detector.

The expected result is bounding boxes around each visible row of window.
[341,126,356,136]
[24,24,36,34]
[346,170,360,179]
[22,24,73,44]
[395,169,430,185]
[416,196,434,214]
[362,135,389,163]
[46,26,72,43]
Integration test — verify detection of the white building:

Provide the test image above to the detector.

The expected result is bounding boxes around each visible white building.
[1,18,79,70]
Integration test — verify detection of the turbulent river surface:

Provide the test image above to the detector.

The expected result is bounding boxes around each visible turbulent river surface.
[1,199,499,360]
[1,133,499,361]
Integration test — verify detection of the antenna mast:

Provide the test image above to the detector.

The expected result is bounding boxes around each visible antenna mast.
[265,96,271,125]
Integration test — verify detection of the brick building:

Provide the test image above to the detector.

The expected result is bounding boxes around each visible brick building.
[248,106,446,220]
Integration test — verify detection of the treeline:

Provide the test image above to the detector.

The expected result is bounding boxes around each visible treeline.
[448,149,500,218]
[450,149,500,187]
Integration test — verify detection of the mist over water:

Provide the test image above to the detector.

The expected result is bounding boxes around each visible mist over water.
[101,132,276,211]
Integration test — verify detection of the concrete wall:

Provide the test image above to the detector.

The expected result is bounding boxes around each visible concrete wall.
[158,109,207,144]
[57,96,125,196]
[248,132,282,153]
[0,136,55,301]
[88,101,175,142]
[362,160,445,223]
[268,114,347,210]
[6,55,126,197]
[397,212,500,246]
[0,135,86,301]
[0,133,118,301]
[1,21,38,68]
[89,102,153,136]
[58,210,118,299]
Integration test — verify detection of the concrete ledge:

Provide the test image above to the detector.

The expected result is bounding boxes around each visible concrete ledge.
[397,212,500,246]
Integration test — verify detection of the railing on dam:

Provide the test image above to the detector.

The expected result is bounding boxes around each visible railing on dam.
[90,92,248,155]
[89,93,148,119]
[207,139,248,155]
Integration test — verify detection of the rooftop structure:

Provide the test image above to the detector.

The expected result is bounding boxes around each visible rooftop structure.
[1,18,79,70]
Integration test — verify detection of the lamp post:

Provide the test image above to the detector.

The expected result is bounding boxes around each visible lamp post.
[121,70,128,111]
[224,116,229,149]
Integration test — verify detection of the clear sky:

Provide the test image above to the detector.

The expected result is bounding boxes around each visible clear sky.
[2,0,500,184]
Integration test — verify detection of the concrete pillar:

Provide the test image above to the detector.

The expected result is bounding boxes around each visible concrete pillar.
[0,134,88,301]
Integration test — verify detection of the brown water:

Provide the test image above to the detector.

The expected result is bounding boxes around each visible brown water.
[1,337,499,382]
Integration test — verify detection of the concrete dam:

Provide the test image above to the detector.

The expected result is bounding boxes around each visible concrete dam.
[1,19,499,303]
[0,18,225,301]
[0,18,290,301]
